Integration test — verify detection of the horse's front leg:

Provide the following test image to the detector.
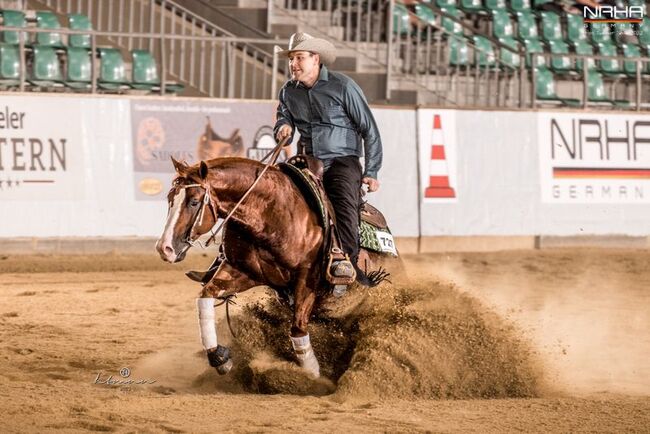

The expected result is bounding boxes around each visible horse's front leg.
[290,267,320,378]
[196,261,259,375]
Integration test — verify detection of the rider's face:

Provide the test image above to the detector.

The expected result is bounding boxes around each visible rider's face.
[289,51,320,83]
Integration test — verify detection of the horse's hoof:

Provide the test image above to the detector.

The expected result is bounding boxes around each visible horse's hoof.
[207,345,232,375]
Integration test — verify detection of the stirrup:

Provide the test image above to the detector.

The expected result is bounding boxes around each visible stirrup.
[325,248,356,285]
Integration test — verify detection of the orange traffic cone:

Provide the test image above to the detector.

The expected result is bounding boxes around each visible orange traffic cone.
[424,115,456,198]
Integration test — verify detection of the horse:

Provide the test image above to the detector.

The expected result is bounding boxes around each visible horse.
[155,156,397,378]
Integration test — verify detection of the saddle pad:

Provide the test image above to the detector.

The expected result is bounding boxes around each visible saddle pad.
[360,220,398,256]
[278,163,328,228]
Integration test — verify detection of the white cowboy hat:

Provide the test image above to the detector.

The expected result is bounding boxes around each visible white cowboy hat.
[275,32,336,66]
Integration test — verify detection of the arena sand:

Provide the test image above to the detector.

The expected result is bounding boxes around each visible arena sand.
[0,249,648,433]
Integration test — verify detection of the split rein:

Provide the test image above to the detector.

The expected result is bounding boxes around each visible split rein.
[178,137,289,252]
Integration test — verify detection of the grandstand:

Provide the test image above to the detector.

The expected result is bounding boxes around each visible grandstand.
[0,0,648,108]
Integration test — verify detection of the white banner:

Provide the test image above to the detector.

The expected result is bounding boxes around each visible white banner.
[539,112,650,203]
[0,97,84,200]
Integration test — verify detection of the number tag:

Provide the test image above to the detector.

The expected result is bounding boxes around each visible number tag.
[374,230,397,255]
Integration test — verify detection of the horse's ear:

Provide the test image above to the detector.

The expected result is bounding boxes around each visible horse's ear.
[199,161,209,180]
[171,157,188,174]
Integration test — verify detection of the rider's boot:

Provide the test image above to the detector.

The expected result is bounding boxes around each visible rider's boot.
[186,249,224,284]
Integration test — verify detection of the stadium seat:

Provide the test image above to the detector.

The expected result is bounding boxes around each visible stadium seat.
[414,3,436,26]
[0,42,20,87]
[639,18,650,52]
[509,0,531,13]
[574,40,595,73]
[436,0,457,7]
[68,14,92,48]
[622,43,649,76]
[441,6,464,36]
[29,46,64,86]
[499,37,521,68]
[588,70,630,107]
[393,3,411,35]
[131,49,184,93]
[524,38,546,68]
[449,35,470,66]
[459,0,484,14]
[613,22,637,46]
[492,10,514,39]
[97,47,130,90]
[535,67,580,106]
[0,10,26,45]
[597,43,622,76]
[485,0,507,12]
[590,22,613,46]
[35,11,64,47]
[566,14,587,47]
[515,11,539,42]
[540,11,563,44]
[473,35,496,67]
[65,46,91,89]
[547,39,571,72]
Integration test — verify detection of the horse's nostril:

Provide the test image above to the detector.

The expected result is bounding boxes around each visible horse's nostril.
[164,245,174,256]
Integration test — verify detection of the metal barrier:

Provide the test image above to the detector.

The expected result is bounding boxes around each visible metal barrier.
[35,0,287,98]
[0,25,285,99]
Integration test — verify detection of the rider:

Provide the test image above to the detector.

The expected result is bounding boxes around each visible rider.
[274,32,383,286]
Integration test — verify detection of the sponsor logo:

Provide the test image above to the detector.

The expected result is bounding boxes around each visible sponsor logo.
[139,178,163,196]
[584,5,644,23]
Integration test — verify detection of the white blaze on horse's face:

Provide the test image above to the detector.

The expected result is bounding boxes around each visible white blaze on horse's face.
[156,188,187,263]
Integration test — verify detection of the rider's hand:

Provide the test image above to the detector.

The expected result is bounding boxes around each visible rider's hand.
[362,177,380,193]
[276,124,292,145]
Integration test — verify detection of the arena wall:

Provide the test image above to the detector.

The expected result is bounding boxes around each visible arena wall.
[1,93,649,253]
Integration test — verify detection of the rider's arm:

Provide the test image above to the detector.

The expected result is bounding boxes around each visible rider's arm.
[343,80,383,180]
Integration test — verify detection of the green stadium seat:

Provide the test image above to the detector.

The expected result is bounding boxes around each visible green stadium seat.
[68,14,92,48]
[0,42,20,87]
[510,0,531,13]
[131,49,184,93]
[29,46,63,86]
[393,3,411,35]
[492,10,514,39]
[547,39,571,72]
[524,38,546,68]
[613,22,637,46]
[449,35,470,66]
[65,46,91,89]
[574,40,595,73]
[441,6,464,36]
[1,10,26,45]
[97,47,130,90]
[535,67,580,106]
[566,14,587,47]
[485,0,507,11]
[639,18,650,51]
[436,0,457,6]
[597,42,622,76]
[540,11,563,43]
[473,35,496,67]
[516,11,539,41]
[499,37,521,68]
[628,0,645,7]
[588,70,630,107]
[35,11,63,47]
[414,3,436,26]
[590,22,613,45]
[622,43,649,76]
[459,0,485,14]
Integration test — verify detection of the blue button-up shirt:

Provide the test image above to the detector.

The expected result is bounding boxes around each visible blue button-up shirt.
[274,66,383,179]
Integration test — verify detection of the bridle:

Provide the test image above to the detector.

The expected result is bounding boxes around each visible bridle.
[175,136,288,252]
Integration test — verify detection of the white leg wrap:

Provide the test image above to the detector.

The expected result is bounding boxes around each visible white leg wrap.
[196,298,218,350]
[290,334,320,378]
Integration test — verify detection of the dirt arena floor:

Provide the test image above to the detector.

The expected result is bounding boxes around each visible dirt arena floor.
[1,248,649,433]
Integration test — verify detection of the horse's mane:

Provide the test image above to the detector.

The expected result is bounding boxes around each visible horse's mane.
[174,157,267,185]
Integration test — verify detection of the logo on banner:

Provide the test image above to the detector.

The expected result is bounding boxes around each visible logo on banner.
[540,115,650,203]
[247,126,290,163]
[423,114,456,201]
[197,117,244,160]
[0,105,70,196]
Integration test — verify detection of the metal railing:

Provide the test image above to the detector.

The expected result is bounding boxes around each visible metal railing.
[34,0,287,98]
[0,25,285,99]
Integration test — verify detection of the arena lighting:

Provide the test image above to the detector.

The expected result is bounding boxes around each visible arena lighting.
[583,5,644,23]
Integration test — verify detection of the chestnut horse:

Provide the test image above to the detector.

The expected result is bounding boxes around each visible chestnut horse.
[155,156,394,378]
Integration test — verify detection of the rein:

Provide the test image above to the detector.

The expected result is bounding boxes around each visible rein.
[180,137,288,250]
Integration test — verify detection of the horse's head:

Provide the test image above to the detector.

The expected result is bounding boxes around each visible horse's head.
[155,158,218,263]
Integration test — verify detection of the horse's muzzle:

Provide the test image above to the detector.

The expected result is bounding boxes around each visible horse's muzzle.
[155,238,189,263]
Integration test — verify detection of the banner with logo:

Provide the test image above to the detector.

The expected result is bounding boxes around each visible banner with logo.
[539,112,650,203]
[130,100,287,200]
[0,96,84,201]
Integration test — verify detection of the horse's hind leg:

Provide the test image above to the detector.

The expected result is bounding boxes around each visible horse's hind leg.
[196,262,259,375]
[290,267,320,378]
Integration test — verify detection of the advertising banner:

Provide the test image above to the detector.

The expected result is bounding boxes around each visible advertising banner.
[0,96,84,201]
[539,112,650,203]
[130,100,287,200]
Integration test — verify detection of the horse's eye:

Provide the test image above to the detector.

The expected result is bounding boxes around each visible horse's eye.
[189,199,200,207]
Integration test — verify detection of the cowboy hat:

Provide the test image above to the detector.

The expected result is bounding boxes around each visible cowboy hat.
[275,32,336,66]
